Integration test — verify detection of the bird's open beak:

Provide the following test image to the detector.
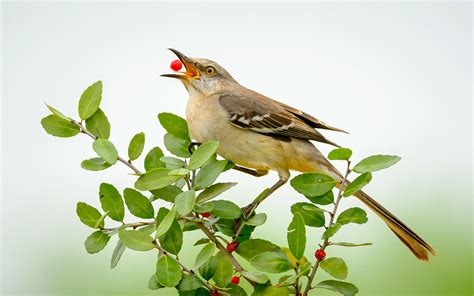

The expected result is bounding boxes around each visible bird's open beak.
[161,48,200,80]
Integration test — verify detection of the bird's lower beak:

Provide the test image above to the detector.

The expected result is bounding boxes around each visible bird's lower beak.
[161,48,200,80]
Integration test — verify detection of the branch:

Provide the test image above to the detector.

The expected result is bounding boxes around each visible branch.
[303,160,351,296]
[152,240,214,292]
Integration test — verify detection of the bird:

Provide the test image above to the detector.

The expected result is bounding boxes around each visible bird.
[161,48,435,261]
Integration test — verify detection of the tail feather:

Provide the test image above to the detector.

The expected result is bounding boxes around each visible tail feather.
[354,189,436,261]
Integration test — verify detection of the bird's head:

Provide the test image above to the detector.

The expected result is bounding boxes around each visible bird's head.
[161,48,237,94]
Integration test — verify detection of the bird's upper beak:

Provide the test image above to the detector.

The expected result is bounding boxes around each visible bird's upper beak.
[161,48,200,80]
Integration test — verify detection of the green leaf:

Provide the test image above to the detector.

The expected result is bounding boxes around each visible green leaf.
[151,185,182,203]
[123,188,154,218]
[337,207,368,225]
[246,213,267,227]
[160,156,185,167]
[213,250,233,287]
[175,190,196,216]
[110,239,126,269]
[85,108,110,139]
[343,172,372,197]
[168,168,190,176]
[287,212,306,260]
[322,223,342,240]
[252,286,291,296]
[144,147,166,171]
[157,112,190,141]
[320,257,348,280]
[92,139,118,164]
[164,133,191,158]
[127,132,145,161]
[331,242,372,247]
[210,200,241,219]
[193,202,214,213]
[188,141,220,170]
[81,157,112,171]
[156,207,176,238]
[118,230,155,251]
[148,274,163,290]
[353,155,401,173]
[76,202,103,228]
[78,80,103,120]
[305,190,334,205]
[316,280,358,295]
[194,159,228,190]
[241,271,269,284]
[291,202,325,227]
[193,238,211,246]
[236,239,281,261]
[45,103,71,121]
[290,173,336,197]
[134,168,181,191]
[94,211,109,229]
[159,218,183,255]
[196,182,237,203]
[250,252,293,273]
[99,183,125,222]
[193,243,216,270]
[328,148,352,160]
[227,285,248,296]
[41,115,80,137]
[199,256,218,280]
[84,230,110,254]
[156,256,182,287]
[177,274,202,292]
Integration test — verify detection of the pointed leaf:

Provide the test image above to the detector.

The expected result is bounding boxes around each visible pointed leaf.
[322,223,342,240]
[134,168,181,191]
[81,157,112,171]
[175,190,196,216]
[168,168,190,176]
[85,108,110,139]
[156,256,182,287]
[92,139,118,164]
[41,115,80,137]
[194,159,227,190]
[148,274,163,290]
[337,207,368,225]
[331,242,372,247]
[45,103,71,121]
[159,219,183,255]
[343,172,372,197]
[193,243,216,270]
[76,202,103,228]
[118,230,155,251]
[110,239,126,269]
[84,230,110,254]
[123,188,154,218]
[157,112,190,141]
[144,147,165,171]
[128,132,145,161]
[316,280,358,295]
[287,212,306,259]
[353,155,401,173]
[199,256,218,280]
[155,206,176,238]
[196,182,237,203]
[99,183,124,222]
[241,271,269,284]
[188,141,220,170]
[164,133,191,158]
[78,80,102,120]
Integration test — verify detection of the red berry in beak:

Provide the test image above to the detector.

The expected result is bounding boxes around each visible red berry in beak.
[170,59,182,71]
[201,212,211,218]
[231,276,240,284]
[315,249,326,260]
[227,241,239,253]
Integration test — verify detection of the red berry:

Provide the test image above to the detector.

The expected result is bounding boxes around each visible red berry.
[170,59,182,71]
[226,241,239,253]
[211,291,220,296]
[231,276,240,284]
[201,212,211,218]
[315,249,326,260]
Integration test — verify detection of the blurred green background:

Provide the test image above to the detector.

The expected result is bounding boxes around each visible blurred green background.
[2,2,472,295]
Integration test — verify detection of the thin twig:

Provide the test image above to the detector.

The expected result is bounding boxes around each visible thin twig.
[152,240,214,291]
[303,160,351,296]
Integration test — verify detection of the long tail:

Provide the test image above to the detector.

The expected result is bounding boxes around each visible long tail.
[352,188,436,261]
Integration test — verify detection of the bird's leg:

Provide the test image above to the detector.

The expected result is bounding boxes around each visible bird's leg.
[241,178,287,219]
[233,165,268,177]
[188,142,201,154]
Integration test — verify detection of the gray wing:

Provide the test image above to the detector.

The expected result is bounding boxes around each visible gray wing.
[218,91,341,147]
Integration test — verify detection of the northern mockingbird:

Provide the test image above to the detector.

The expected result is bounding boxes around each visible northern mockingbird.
[162,48,435,261]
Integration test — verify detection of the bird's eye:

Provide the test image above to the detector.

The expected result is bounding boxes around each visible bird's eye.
[205,66,216,76]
